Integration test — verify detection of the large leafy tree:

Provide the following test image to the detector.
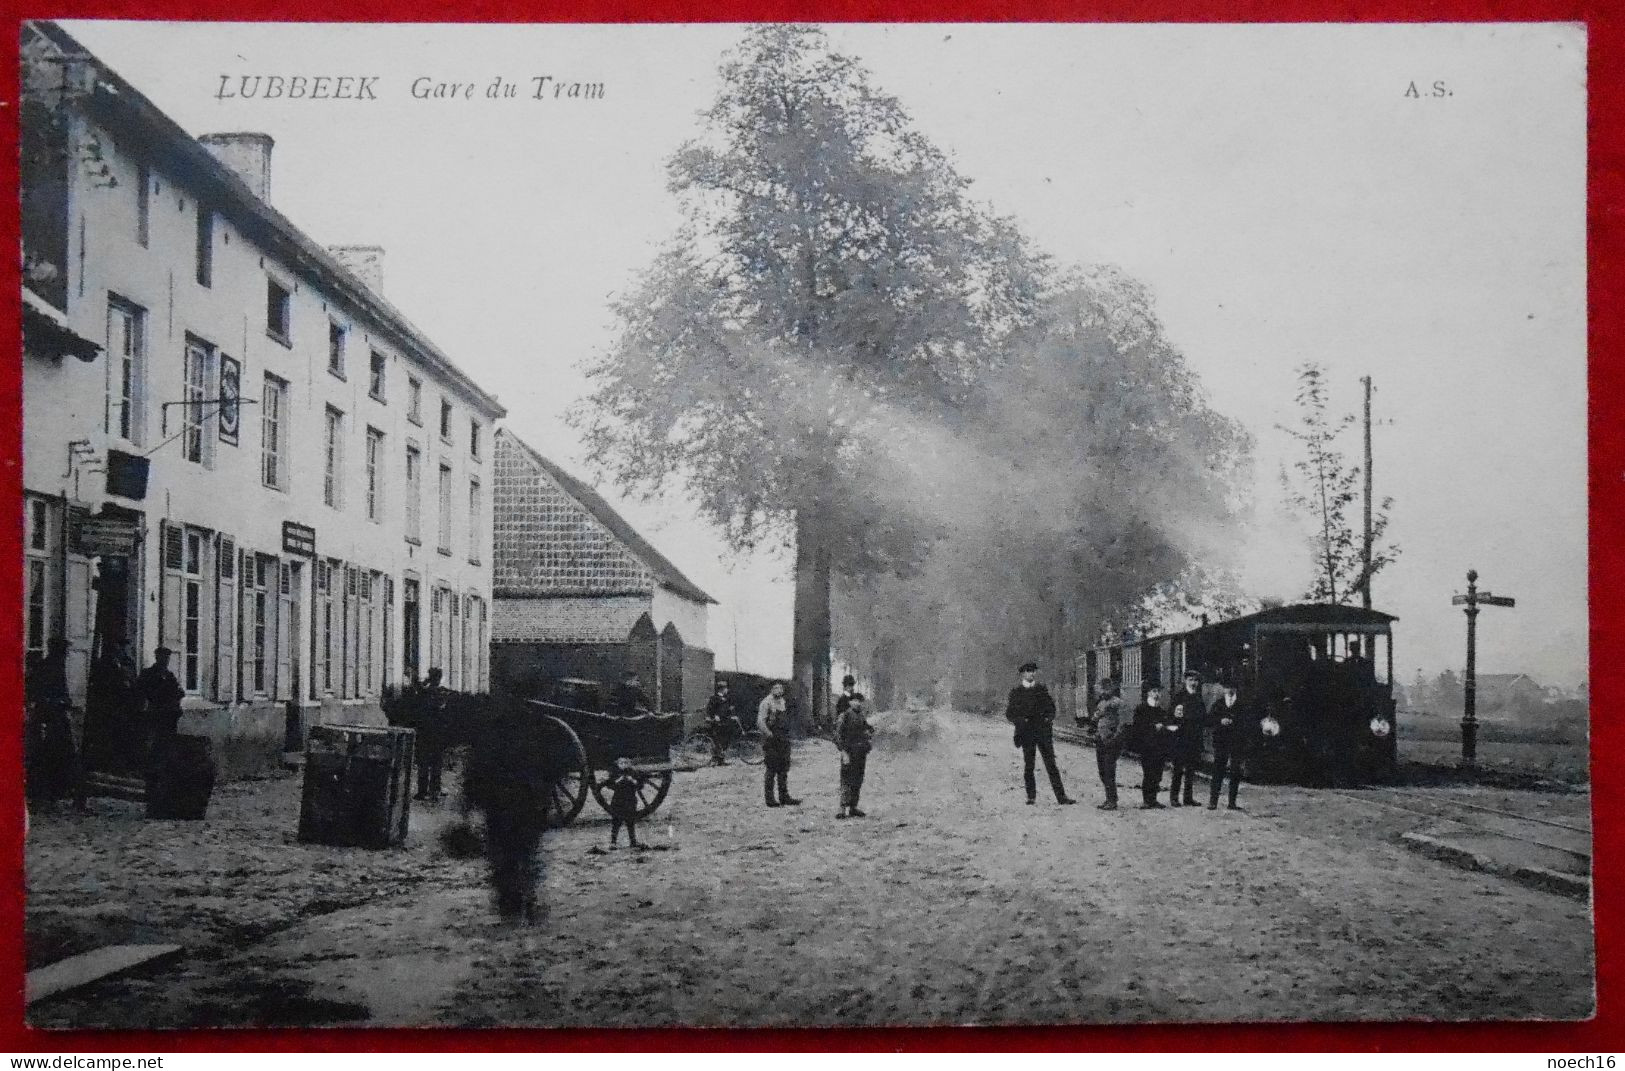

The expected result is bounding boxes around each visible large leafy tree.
[578,25,1043,725]
[834,270,1253,705]
[1277,362,1397,604]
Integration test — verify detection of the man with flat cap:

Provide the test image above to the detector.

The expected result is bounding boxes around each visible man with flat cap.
[1005,661,1076,806]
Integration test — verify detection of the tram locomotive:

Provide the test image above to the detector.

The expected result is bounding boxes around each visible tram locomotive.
[1081,604,1399,785]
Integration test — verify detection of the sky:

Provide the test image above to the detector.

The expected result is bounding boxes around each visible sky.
[57,20,1589,686]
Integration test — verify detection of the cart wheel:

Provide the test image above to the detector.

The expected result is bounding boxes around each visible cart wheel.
[539,715,589,828]
[591,767,673,819]
[736,729,765,766]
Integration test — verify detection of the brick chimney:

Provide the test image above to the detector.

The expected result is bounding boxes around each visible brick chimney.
[198,132,274,201]
[328,246,385,294]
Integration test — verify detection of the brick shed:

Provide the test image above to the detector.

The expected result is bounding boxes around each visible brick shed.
[491,430,716,715]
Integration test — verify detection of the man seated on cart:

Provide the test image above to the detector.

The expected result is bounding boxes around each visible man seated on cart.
[609,670,652,718]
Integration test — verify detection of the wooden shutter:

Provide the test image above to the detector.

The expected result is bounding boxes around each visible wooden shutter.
[215,536,236,703]
[64,557,92,707]
[275,561,292,701]
[345,565,359,699]
[238,550,254,698]
[159,522,184,655]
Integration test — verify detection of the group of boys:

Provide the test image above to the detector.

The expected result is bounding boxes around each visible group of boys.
[1005,660,1260,811]
[1094,669,1257,811]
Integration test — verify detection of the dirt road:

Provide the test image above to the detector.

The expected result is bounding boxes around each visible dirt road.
[28,711,1593,1028]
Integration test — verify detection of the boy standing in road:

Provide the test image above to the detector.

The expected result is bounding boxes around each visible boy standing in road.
[1089,678,1128,810]
[835,691,876,819]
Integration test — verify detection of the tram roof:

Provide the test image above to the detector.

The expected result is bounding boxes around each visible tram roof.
[1095,602,1398,650]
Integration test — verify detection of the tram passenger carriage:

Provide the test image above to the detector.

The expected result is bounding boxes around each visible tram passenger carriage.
[1081,604,1398,784]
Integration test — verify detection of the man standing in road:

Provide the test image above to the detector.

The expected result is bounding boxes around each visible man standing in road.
[1168,669,1207,807]
[134,645,184,757]
[1006,661,1076,807]
[759,680,800,807]
[1207,678,1256,811]
[1089,678,1128,810]
[835,674,858,717]
[835,691,875,819]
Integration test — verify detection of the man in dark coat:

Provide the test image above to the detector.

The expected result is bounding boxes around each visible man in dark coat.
[84,640,136,775]
[465,694,552,922]
[414,668,449,801]
[1207,679,1256,810]
[1167,669,1207,806]
[1131,685,1177,809]
[609,670,651,718]
[1005,661,1076,807]
[134,645,185,755]
[1089,678,1128,810]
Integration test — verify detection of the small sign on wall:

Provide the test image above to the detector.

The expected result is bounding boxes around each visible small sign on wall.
[218,355,241,446]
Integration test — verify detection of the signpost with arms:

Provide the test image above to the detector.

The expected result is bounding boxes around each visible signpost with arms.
[1450,569,1516,766]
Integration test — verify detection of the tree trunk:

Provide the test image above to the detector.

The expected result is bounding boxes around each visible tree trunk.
[792,510,832,732]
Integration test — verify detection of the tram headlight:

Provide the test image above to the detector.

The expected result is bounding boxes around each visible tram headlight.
[1369,716,1392,738]
[1260,715,1282,738]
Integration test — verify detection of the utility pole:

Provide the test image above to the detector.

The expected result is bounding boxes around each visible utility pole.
[1361,375,1373,610]
[1451,569,1516,767]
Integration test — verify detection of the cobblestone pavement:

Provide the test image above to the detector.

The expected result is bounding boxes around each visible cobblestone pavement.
[28,712,1594,1028]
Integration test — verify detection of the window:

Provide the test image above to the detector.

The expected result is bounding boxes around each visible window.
[360,572,374,696]
[468,479,481,564]
[402,577,420,683]
[365,427,384,522]
[261,374,289,490]
[182,338,214,465]
[324,407,345,508]
[265,279,291,344]
[182,529,203,692]
[439,399,453,442]
[469,420,481,461]
[327,320,346,376]
[136,162,150,247]
[106,297,146,445]
[437,463,453,553]
[407,378,422,425]
[195,207,213,287]
[316,562,334,696]
[26,559,48,657]
[404,444,422,542]
[24,498,53,658]
[369,350,386,401]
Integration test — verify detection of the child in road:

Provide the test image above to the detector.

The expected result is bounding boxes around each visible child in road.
[607,757,644,849]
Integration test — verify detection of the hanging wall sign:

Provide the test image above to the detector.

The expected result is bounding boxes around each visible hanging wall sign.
[218,355,241,445]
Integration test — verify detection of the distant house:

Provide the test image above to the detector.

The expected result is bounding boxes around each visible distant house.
[490,430,716,714]
[1476,673,1548,710]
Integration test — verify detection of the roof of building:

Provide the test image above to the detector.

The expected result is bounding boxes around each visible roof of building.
[27,20,505,420]
[22,288,102,362]
[497,429,716,605]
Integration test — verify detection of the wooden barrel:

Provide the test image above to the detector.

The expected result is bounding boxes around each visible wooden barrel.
[145,734,217,820]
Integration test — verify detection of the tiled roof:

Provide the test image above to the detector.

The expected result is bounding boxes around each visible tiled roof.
[495,430,715,605]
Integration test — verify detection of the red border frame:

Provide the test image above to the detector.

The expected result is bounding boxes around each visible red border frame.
[1,0,1616,1051]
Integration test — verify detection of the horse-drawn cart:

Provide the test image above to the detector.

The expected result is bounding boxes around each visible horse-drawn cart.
[528,682,688,827]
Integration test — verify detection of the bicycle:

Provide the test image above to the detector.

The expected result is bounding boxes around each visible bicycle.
[673,715,764,767]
